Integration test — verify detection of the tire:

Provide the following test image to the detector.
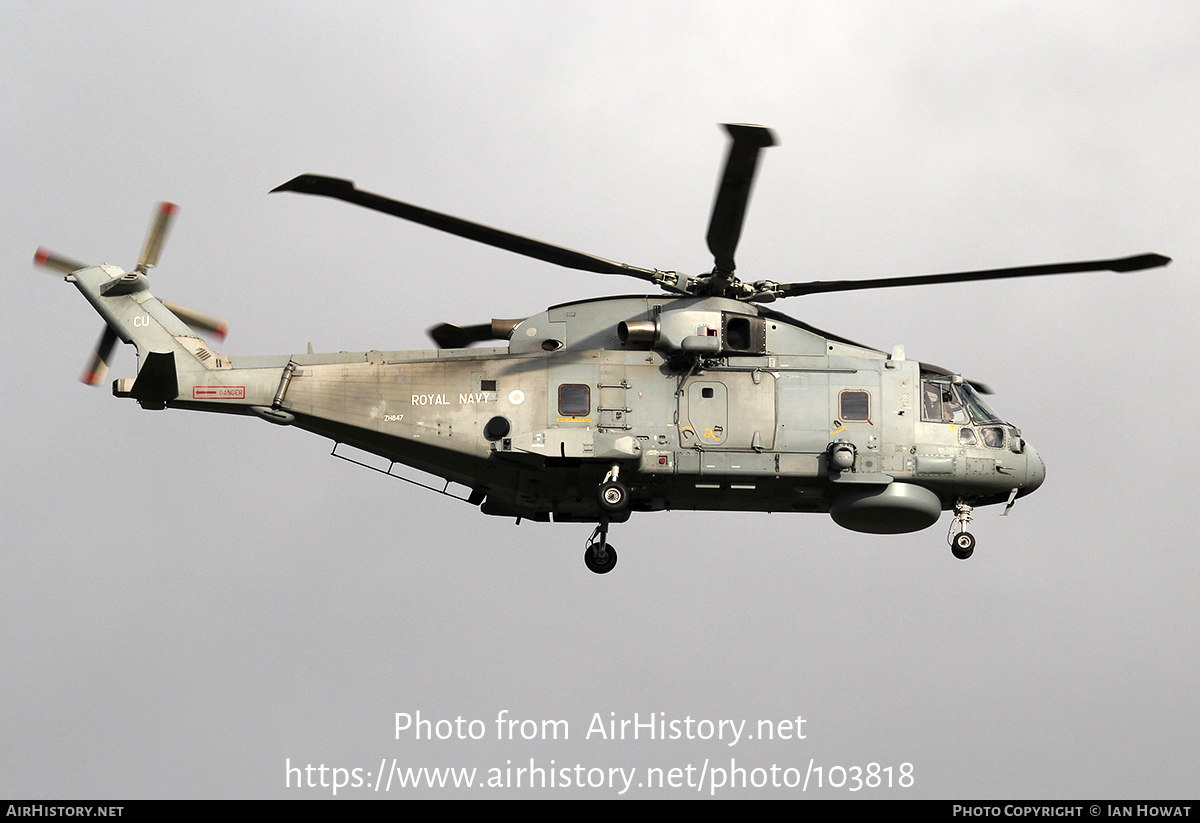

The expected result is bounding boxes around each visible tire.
[597,480,630,513]
[952,532,976,560]
[584,542,618,574]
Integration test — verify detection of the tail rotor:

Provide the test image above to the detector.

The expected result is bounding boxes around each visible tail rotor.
[35,202,229,384]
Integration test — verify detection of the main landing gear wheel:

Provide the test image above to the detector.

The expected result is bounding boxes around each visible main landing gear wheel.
[597,480,630,513]
[584,519,617,574]
[952,532,976,560]
[585,541,618,574]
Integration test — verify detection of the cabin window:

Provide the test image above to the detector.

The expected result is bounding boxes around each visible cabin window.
[958,427,977,446]
[558,384,590,417]
[840,390,870,422]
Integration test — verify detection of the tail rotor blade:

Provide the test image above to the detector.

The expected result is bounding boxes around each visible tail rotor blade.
[161,301,228,341]
[81,326,118,386]
[138,202,178,272]
[34,247,85,274]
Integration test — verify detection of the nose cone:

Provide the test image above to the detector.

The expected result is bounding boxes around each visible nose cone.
[1019,445,1046,496]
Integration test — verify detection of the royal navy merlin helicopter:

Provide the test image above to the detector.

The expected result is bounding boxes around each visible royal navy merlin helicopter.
[37,124,1170,573]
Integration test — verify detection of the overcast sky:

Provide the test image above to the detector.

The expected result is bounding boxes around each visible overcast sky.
[3,1,1198,798]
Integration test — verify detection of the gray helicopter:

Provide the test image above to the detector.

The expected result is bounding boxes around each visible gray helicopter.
[37,124,1170,573]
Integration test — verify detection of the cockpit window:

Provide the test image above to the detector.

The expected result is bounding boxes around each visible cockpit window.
[960,383,1004,425]
[922,378,1006,425]
[943,388,969,424]
[922,381,942,421]
[921,380,968,424]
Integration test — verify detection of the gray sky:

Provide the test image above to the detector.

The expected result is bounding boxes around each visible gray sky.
[3,1,1198,798]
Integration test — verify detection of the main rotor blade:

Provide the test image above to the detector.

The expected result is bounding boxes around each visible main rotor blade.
[758,305,881,353]
[706,124,777,274]
[427,318,524,348]
[272,175,664,284]
[778,253,1172,297]
[138,202,178,272]
[34,248,85,274]
[427,322,495,349]
[81,326,118,386]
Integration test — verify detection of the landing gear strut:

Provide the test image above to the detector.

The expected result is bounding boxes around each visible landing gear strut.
[584,520,617,574]
[949,498,975,560]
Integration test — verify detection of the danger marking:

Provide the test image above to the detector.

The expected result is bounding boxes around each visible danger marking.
[194,386,245,399]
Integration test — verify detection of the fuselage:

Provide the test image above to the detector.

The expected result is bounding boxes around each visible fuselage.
[171,290,1043,529]
[68,262,1042,533]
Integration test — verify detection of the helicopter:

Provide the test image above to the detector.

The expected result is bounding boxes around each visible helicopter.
[36,124,1170,573]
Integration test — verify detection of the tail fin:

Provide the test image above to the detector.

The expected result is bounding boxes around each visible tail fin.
[65,263,228,401]
[35,203,231,397]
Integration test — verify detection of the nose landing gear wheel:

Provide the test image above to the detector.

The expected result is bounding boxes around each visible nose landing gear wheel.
[949,498,976,560]
[952,531,976,560]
